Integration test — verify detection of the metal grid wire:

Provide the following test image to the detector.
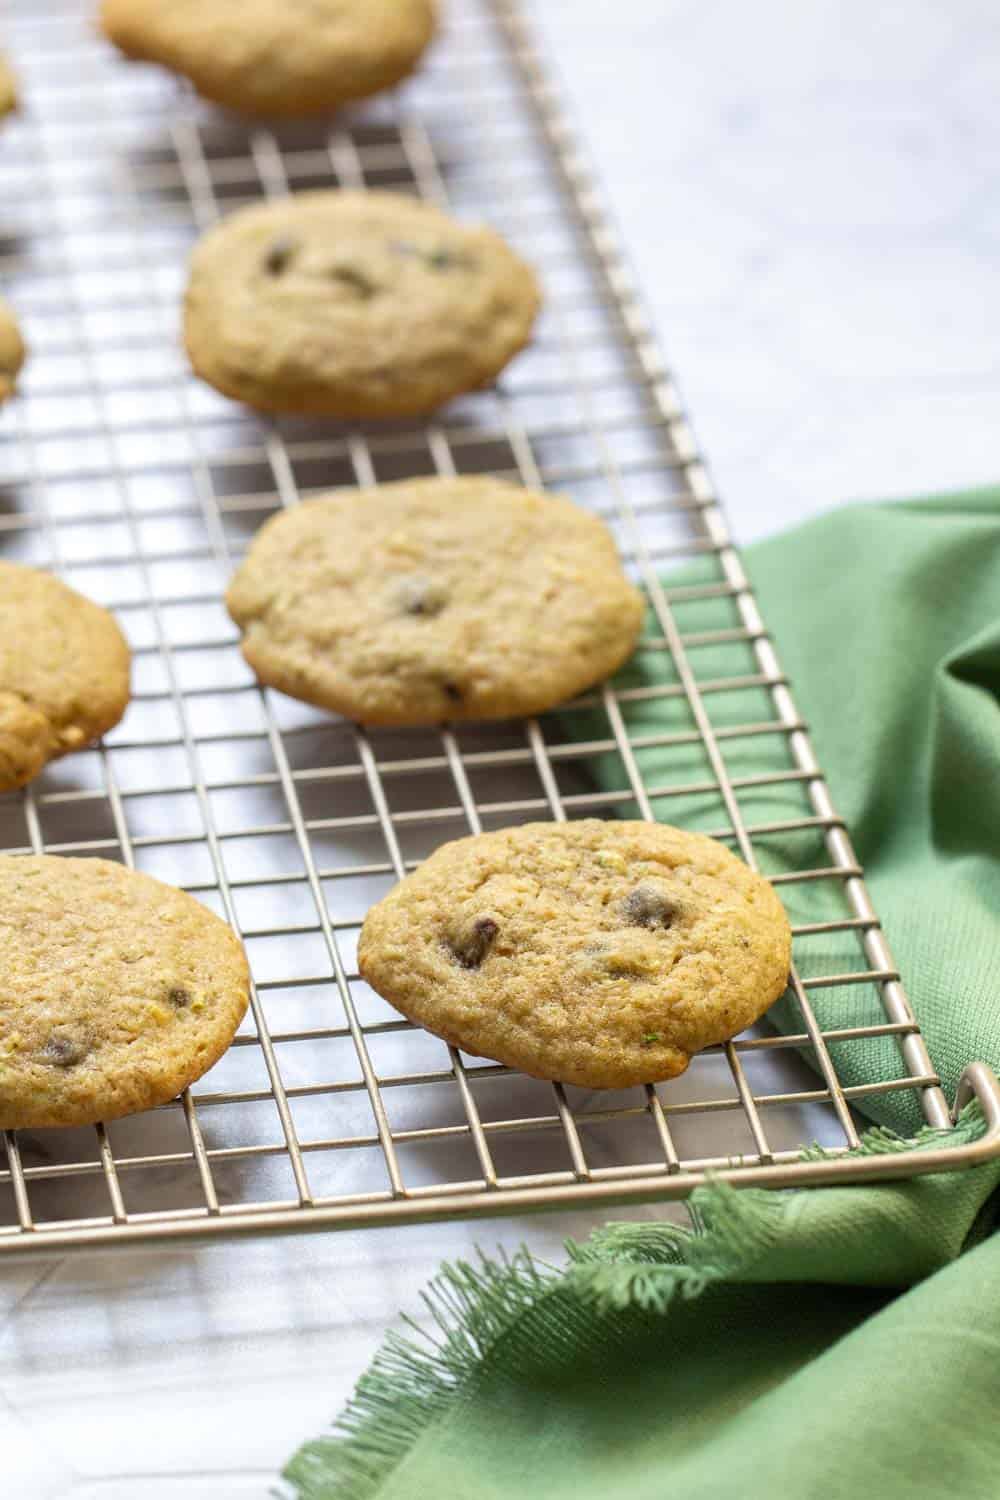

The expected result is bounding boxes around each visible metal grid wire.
[0,0,984,1253]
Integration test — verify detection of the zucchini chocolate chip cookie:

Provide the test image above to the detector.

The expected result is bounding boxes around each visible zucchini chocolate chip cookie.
[0,857,251,1128]
[358,820,792,1090]
[100,0,437,117]
[184,190,541,417]
[225,476,644,724]
[0,297,25,403]
[0,561,131,792]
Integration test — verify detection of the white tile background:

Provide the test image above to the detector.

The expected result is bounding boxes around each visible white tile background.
[2,2,999,1495]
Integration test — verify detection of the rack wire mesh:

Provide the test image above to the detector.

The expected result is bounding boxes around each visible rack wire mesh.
[0,0,998,1255]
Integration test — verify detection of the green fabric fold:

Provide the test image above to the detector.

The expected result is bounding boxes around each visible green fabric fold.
[286,1108,1000,1500]
[563,488,1000,1132]
[285,488,1000,1499]
[737,491,1000,1129]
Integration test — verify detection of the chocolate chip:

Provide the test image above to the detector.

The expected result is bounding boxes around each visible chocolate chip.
[40,1032,89,1068]
[431,246,476,271]
[263,235,298,275]
[167,987,191,1008]
[396,576,446,618]
[442,680,463,704]
[621,883,677,930]
[388,239,474,272]
[448,917,498,970]
[330,263,376,299]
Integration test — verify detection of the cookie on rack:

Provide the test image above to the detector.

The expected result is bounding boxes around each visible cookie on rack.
[0,53,17,119]
[359,819,791,1090]
[0,297,25,403]
[184,190,541,418]
[0,561,131,791]
[0,856,250,1128]
[225,476,644,724]
[99,0,437,116]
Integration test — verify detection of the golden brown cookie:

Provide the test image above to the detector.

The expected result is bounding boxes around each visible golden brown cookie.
[0,53,17,118]
[226,477,644,724]
[0,856,250,1128]
[184,191,541,417]
[0,561,131,791]
[99,0,437,116]
[0,297,25,403]
[359,820,792,1089]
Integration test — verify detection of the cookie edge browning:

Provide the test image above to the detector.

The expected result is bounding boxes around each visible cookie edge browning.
[0,857,252,1129]
[0,564,132,793]
[0,299,26,405]
[182,190,542,418]
[0,54,18,119]
[99,0,439,118]
[224,478,646,725]
[358,821,792,1090]
[184,312,539,420]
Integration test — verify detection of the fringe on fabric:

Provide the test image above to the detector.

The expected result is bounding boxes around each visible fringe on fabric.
[282,1101,985,1500]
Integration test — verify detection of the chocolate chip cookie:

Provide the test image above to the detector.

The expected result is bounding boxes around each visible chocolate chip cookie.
[0,298,25,403]
[0,561,131,791]
[184,191,541,417]
[358,819,792,1089]
[100,0,437,116]
[0,53,17,119]
[225,476,644,724]
[0,856,250,1127]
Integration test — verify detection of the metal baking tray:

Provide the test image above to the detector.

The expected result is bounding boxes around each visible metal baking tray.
[0,0,997,1255]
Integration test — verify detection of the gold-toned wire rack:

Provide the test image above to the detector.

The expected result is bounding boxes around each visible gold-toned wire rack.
[0,0,998,1257]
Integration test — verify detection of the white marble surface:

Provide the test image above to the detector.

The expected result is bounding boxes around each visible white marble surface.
[3,2,999,1496]
[533,0,1000,540]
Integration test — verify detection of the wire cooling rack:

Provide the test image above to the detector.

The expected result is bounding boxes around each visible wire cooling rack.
[0,0,998,1256]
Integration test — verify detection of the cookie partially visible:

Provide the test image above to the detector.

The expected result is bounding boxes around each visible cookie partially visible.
[359,819,792,1090]
[0,53,17,118]
[225,476,644,724]
[0,561,131,791]
[0,298,25,403]
[184,190,541,417]
[100,0,437,116]
[0,856,250,1128]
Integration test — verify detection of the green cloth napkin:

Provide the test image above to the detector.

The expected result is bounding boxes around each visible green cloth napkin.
[285,490,1000,1500]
